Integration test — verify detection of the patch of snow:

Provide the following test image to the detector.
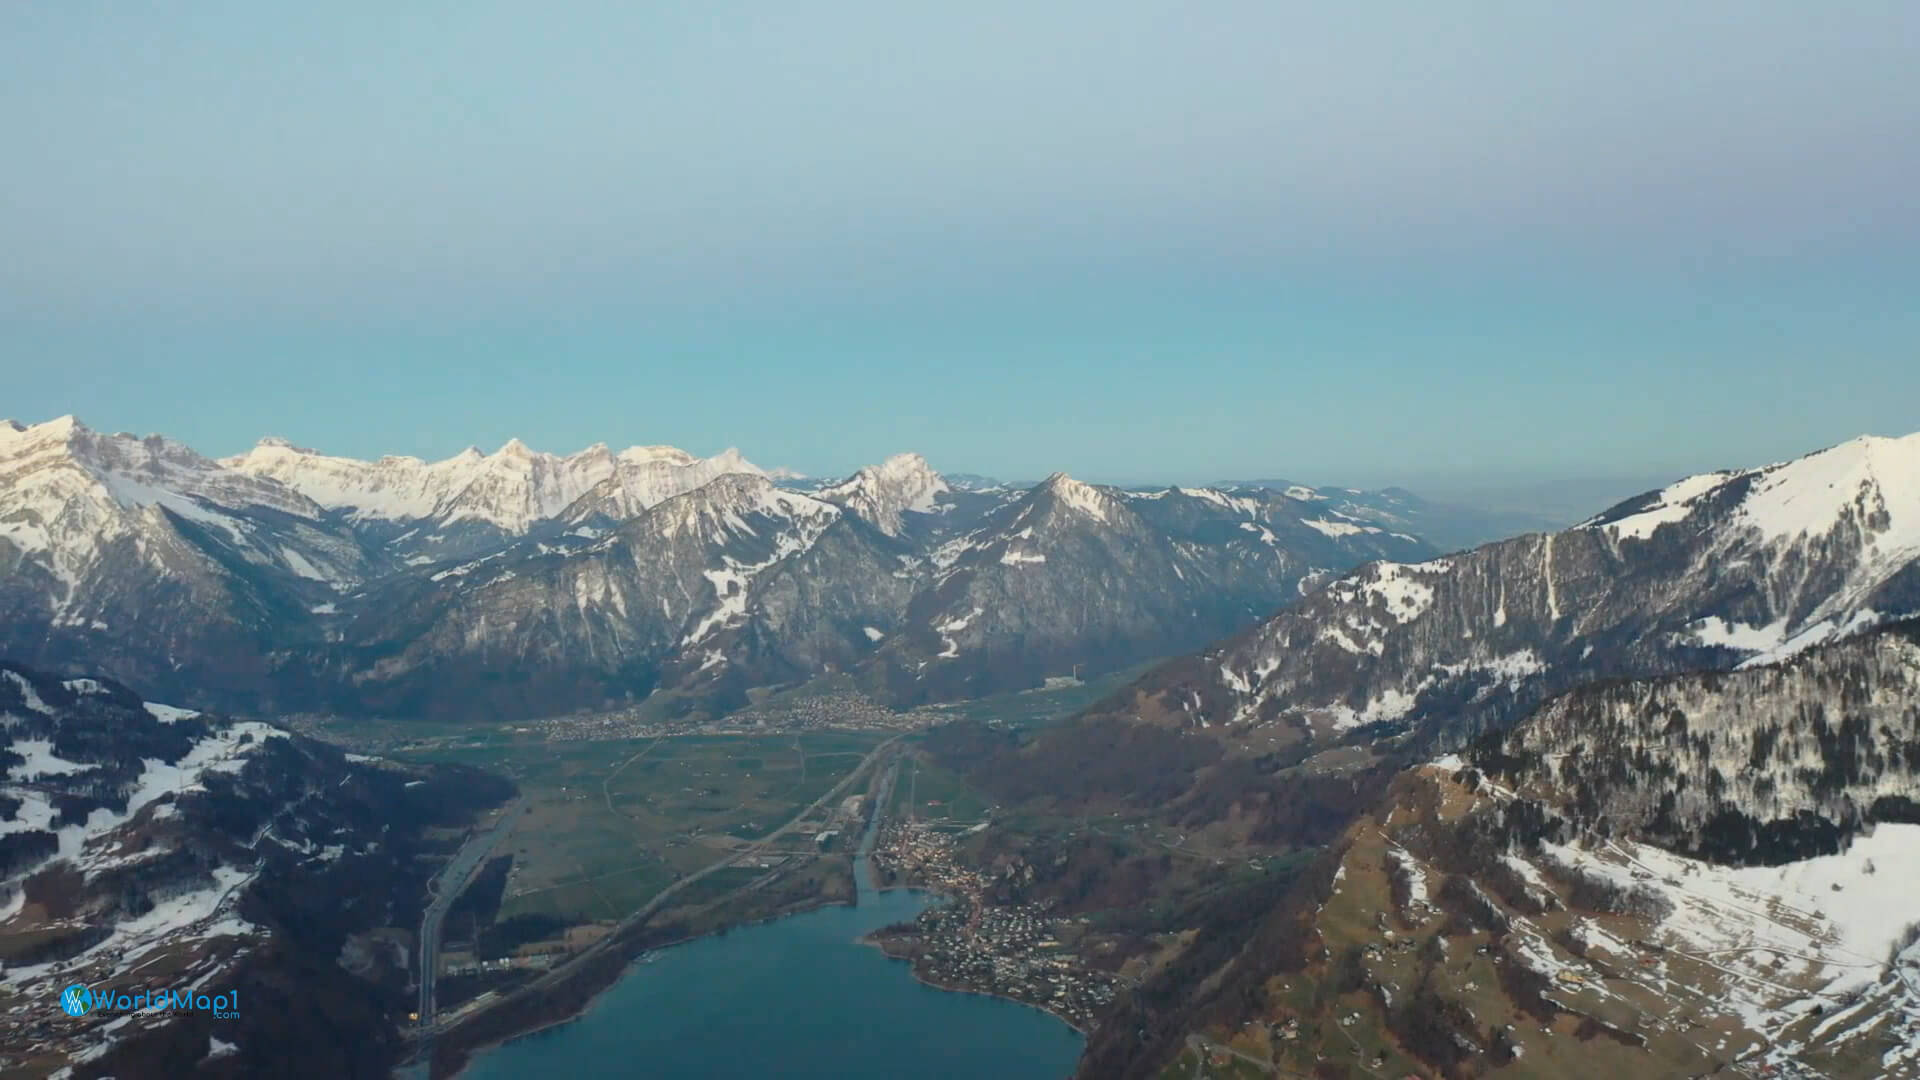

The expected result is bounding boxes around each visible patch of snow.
[1738,608,1886,669]
[1589,471,1731,540]
[1536,824,1920,1040]
[144,703,199,723]
[1177,486,1261,516]
[1364,563,1436,624]
[934,607,983,659]
[1325,687,1418,731]
[279,547,330,581]
[201,1036,240,1063]
[1688,614,1792,652]
[6,740,97,781]
[1303,518,1371,538]
[684,568,749,645]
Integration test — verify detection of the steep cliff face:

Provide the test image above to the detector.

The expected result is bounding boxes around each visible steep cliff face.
[0,418,376,707]
[1103,432,1920,753]
[305,475,849,717]
[0,661,513,1079]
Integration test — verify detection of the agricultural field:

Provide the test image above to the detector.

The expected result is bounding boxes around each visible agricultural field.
[892,754,993,823]
[917,659,1163,730]
[385,731,887,925]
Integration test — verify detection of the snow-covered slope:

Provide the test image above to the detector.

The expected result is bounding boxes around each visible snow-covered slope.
[1145,620,1920,1080]
[815,452,949,536]
[224,434,767,553]
[0,660,515,1077]
[857,474,1437,704]
[1583,431,1920,665]
[0,418,380,703]
[1110,430,1920,749]
[329,474,865,717]
[1230,758,1920,1079]
[810,452,1017,544]
[0,416,364,595]
[2,415,1450,720]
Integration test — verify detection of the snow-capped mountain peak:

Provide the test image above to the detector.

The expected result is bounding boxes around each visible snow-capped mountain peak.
[1037,471,1117,523]
[1737,430,1920,548]
[1,417,320,518]
[224,434,766,534]
[1585,430,1920,552]
[553,445,769,531]
[816,452,950,536]
[616,444,697,466]
[0,416,367,605]
[1126,428,1920,748]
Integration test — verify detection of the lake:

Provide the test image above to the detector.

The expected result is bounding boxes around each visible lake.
[458,859,1086,1079]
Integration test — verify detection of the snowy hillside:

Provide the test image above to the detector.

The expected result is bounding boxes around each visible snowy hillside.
[0,417,367,598]
[221,433,768,563]
[1111,430,1920,751]
[0,661,512,1077]
[4,416,1456,720]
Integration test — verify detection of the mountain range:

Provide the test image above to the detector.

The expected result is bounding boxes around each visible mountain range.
[948,428,1920,1079]
[8,415,1920,1077]
[0,416,1441,719]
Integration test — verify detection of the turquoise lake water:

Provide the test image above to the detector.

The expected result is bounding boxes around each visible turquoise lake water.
[459,862,1085,1079]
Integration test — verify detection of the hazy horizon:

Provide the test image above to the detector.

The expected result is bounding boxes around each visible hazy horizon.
[6,4,1916,487]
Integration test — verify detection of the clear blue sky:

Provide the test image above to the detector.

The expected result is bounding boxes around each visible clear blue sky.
[4,3,1916,488]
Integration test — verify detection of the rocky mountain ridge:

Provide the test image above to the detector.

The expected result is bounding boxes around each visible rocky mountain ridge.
[1099,431,1920,757]
[0,417,1437,720]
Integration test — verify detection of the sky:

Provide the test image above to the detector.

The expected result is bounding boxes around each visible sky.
[4,3,1917,491]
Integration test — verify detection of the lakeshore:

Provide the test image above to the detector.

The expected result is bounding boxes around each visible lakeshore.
[436,750,1084,1079]
[863,931,1093,1036]
[452,864,1083,1080]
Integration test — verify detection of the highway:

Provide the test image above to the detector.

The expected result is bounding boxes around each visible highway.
[426,734,906,1038]
[418,801,524,1032]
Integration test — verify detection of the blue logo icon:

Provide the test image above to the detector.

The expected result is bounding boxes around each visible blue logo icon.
[60,984,93,1017]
